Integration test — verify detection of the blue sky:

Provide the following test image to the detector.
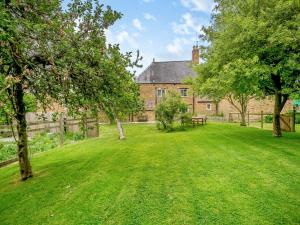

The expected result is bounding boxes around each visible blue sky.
[63,0,215,74]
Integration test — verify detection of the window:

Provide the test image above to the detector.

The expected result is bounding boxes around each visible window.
[157,89,166,97]
[179,88,188,97]
[146,100,155,110]
[206,103,212,110]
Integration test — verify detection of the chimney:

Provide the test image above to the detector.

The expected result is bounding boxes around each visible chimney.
[192,45,199,64]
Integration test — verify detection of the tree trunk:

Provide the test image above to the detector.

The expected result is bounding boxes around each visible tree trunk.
[273,92,282,137]
[240,111,247,126]
[115,117,125,140]
[226,95,248,126]
[271,74,289,137]
[14,83,32,180]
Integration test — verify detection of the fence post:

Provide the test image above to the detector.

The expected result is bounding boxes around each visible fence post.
[84,115,88,139]
[291,108,296,132]
[247,111,250,126]
[261,111,264,129]
[59,112,64,146]
[96,115,100,137]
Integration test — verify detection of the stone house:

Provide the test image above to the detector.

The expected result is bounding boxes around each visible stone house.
[136,46,217,121]
[136,46,293,121]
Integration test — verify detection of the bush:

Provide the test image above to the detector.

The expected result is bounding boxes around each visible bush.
[264,115,273,123]
[290,111,300,124]
[155,90,187,131]
[180,112,193,127]
[296,114,300,124]
[264,112,300,124]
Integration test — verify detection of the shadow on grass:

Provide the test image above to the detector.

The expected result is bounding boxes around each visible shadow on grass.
[156,122,205,133]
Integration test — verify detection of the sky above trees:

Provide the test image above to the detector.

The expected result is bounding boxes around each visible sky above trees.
[62,0,215,74]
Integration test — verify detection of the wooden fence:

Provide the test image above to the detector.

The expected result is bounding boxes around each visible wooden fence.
[228,110,297,132]
[0,114,99,142]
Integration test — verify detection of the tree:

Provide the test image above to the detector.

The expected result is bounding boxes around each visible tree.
[155,90,187,131]
[99,45,143,140]
[195,0,300,136]
[0,0,64,180]
[55,0,122,139]
[194,57,261,126]
[57,1,142,140]
[0,0,121,180]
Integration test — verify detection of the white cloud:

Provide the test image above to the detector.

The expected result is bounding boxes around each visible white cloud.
[105,29,139,49]
[171,13,202,35]
[180,0,215,13]
[132,18,145,31]
[142,0,154,2]
[144,13,157,21]
[166,38,191,56]
[133,32,140,38]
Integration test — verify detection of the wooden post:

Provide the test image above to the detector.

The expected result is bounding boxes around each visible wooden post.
[96,114,100,137]
[192,92,195,115]
[84,115,88,139]
[247,111,250,126]
[59,112,64,146]
[260,111,263,129]
[291,108,296,132]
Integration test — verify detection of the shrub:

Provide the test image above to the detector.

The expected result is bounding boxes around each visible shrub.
[155,90,187,131]
[180,112,192,127]
[296,114,300,124]
[288,111,300,124]
[264,112,300,124]
[264,115,273,123]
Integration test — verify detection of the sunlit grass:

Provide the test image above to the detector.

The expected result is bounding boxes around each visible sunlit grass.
[0,123,299,225]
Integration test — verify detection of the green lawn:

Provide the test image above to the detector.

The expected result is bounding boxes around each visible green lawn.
[0,123,299,225]
[249,122,300,131]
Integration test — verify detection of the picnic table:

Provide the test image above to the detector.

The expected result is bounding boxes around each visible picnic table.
[192,115,207,126]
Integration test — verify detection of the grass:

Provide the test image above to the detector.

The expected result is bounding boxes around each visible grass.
[249,122,300,131]
[0,123,299,225]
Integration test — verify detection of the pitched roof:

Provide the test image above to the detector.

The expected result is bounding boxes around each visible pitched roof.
[136,60,197,84]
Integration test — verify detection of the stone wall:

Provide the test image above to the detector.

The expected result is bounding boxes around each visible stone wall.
[137,83,217,121]
[218,97,293,120]
[195,101,218,116]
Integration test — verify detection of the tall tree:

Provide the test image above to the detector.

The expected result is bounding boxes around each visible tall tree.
[194,57,261,126]
[0,0,64,180]
[0,0,122,180]
[195,0,300,136]
[100,45,143,140]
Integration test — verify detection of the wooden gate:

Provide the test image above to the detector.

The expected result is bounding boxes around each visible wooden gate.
[280,114,295,132]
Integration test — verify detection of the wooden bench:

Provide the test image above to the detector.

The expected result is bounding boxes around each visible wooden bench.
[192,115,207,126]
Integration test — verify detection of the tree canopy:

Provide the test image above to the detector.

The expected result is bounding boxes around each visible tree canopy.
[0,0,142,180]
[194,0,300,135]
